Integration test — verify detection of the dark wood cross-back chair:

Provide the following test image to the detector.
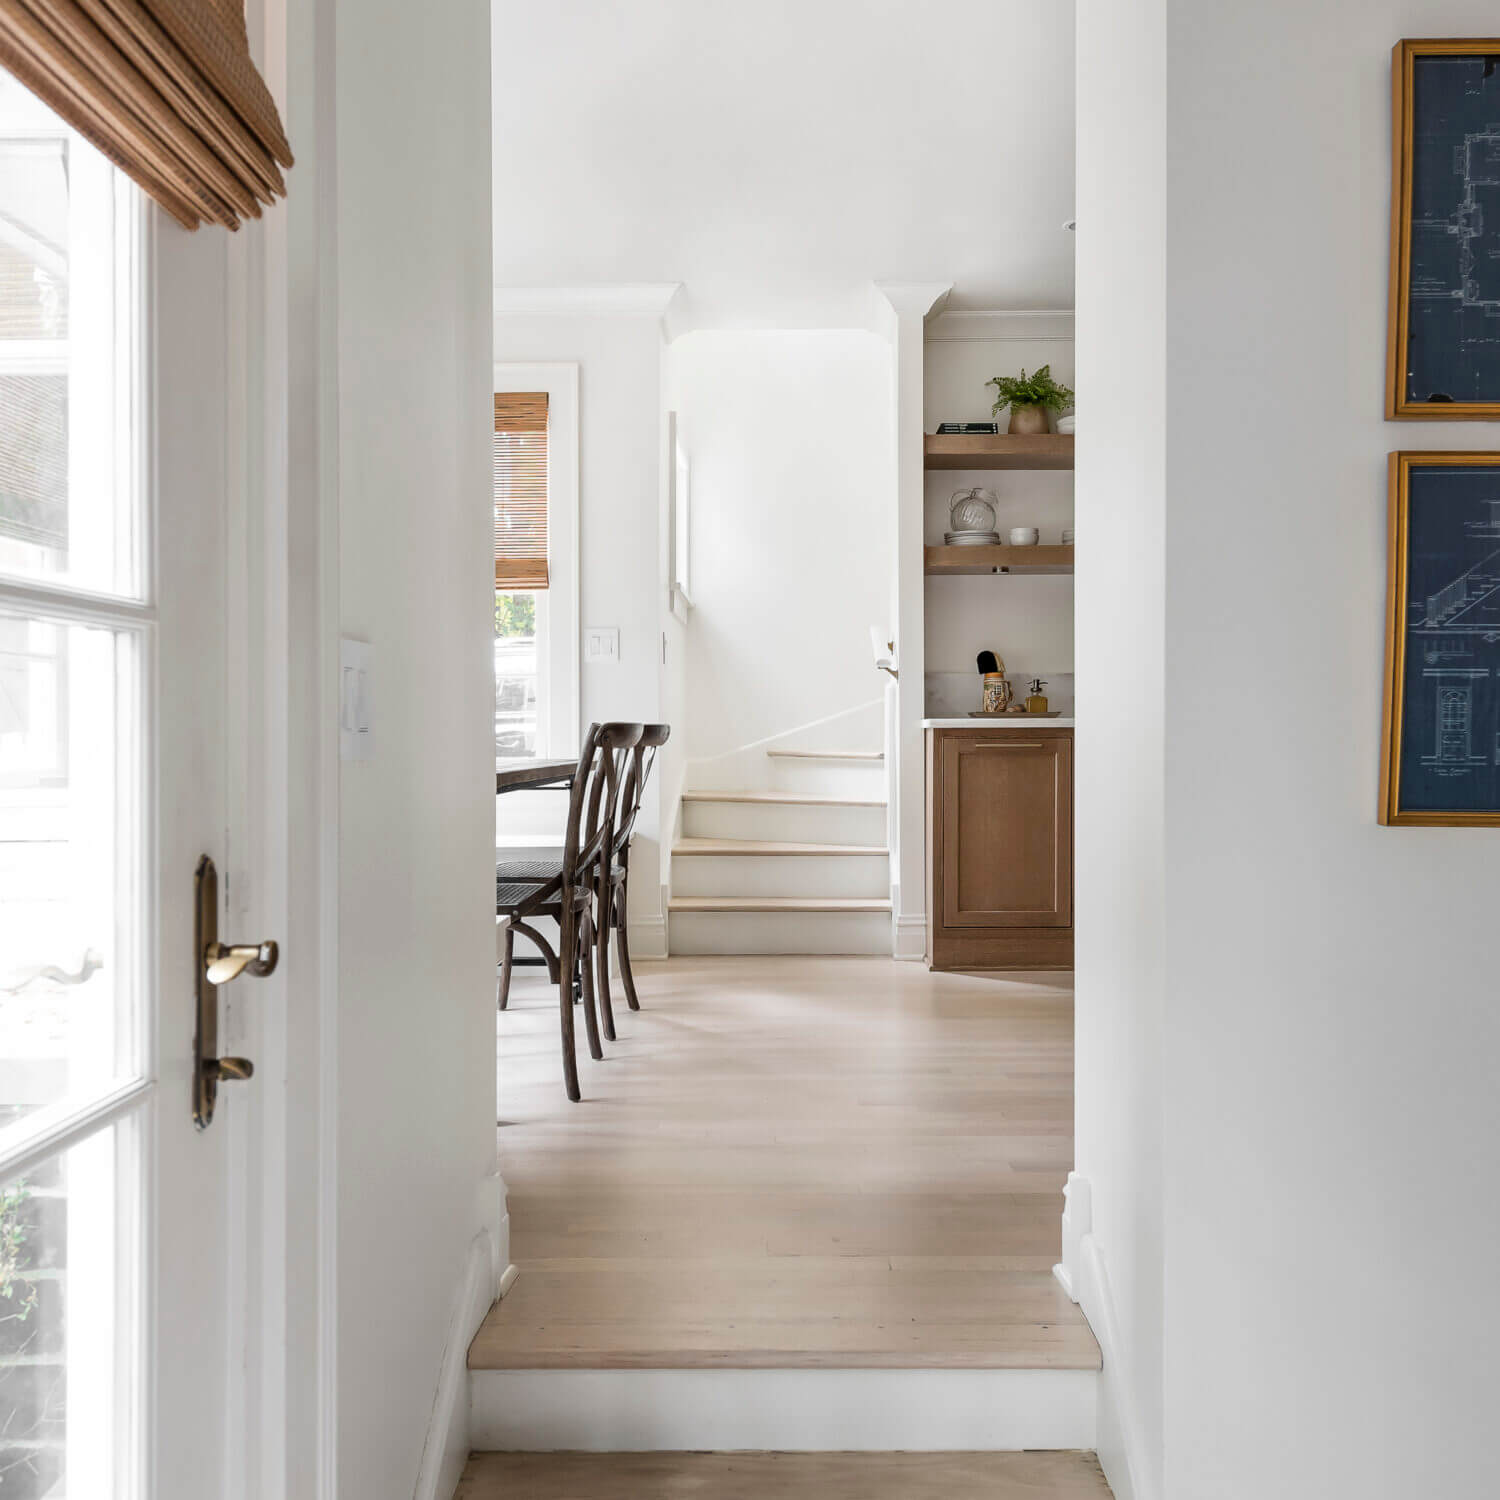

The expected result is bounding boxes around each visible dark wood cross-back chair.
[495,721,645,1101]
[593,723,670,1042]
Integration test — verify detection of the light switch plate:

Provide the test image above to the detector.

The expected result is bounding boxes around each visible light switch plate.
[339,637,373,762]
[583,627,620,664]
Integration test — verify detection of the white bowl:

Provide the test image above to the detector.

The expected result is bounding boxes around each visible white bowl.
[1056,413,1076,435]
[1008,527,1040,547]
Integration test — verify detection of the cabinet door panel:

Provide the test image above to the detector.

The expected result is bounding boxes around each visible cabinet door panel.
[940,735,1072,928]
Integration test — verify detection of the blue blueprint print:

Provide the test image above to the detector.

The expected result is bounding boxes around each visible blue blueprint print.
[1399,464,1500,812]
[1406,54,1500,405]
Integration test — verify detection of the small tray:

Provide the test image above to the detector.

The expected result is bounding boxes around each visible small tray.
[968,710,1063,718]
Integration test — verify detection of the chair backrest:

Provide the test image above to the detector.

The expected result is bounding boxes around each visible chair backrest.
[611,723,670,859]
[562,722,645,891]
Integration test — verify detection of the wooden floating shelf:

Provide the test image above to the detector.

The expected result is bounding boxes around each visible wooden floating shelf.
[924,433,1074,470]
[925,544,1074,576]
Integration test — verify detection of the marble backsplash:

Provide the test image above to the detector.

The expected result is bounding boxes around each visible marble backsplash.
[925,671,1076,719]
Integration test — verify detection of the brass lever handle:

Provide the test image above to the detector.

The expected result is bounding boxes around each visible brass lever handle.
[204,940,279,985]
[193,855,280,1129]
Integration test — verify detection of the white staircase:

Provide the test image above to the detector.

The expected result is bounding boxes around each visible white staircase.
[668,748,891,954]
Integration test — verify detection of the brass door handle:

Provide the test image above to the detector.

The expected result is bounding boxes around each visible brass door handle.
[205,940,279,985]
[193,855,279,1129]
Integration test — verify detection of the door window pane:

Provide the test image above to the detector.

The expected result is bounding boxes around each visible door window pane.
[495,589,543,758]
[0,1124,129,1499]
[0,614,139,1141]
[0,78,137,596]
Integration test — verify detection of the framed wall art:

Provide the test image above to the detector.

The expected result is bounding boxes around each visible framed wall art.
[1388,39,1500,419]
[1381,452,1500,825]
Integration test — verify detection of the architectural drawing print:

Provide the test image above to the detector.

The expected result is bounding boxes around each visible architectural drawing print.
[1398,466,1500,813]
[1405,53,1500,406]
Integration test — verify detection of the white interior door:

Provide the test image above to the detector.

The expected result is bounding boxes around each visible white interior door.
[0,79,258,1499]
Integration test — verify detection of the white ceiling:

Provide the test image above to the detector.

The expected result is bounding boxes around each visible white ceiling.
[491,2,1075,329]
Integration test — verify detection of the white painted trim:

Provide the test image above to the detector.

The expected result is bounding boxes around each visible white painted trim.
[469,1368,1096,1452]
[412,1231,499,1500]
[873,284,945,972]
[868,280,953,339]
[1053,1170,1091,1303]
[927,309,1076,344]
[0,1078,153,1183]
[494,361,580,758]
[628,914,668,961]
[892,913,927,962]
[477,1169,509,1288]
[492,282,682,319]
[1052,1175,1151,1500]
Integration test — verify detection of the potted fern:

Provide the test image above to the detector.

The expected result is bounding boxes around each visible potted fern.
[986,365,1074,436]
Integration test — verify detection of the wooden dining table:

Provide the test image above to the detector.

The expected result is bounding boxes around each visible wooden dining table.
[495,758,576,794]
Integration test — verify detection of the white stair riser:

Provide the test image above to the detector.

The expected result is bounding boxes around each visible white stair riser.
[682,799,886,845]
[767,759,887,798]
[469,1369,1097,1452]
[669,909,891,956]
[672,852,891,900]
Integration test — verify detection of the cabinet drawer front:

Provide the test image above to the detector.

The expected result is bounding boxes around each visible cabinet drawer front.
[939,736,1072,928]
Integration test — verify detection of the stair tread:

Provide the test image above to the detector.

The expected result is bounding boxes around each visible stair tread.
[673,838,889,857]
[669,896,892,913]
[683,789,886,807]
[460,1451,1113,1498]
[765,748,884,761]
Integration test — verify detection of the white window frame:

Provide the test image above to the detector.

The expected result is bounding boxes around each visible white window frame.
[0,117,148,1500]
[493,362,578,760]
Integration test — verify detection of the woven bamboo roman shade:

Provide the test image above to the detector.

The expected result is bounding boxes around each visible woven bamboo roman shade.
[0,0,293,230]
[494,392,549,590]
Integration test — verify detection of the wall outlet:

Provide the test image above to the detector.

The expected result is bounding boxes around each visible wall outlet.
[584,627,620,664]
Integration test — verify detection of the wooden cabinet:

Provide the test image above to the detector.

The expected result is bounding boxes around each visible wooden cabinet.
[926,728,1073,970]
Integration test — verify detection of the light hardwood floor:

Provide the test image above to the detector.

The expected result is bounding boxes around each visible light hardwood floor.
[469,956,1097,1371]
[458,1450,1112,1498]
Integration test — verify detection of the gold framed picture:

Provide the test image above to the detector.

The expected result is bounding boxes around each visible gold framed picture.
[1387,39,1500,419]
[1381,453,1500,825]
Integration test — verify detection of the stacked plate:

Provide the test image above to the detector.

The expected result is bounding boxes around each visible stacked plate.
[943,530,1001,546]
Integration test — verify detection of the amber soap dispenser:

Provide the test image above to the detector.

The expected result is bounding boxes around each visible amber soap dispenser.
[1025,677,1049,715]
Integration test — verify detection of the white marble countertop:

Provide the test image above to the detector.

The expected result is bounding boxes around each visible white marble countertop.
[922,716,1076,729]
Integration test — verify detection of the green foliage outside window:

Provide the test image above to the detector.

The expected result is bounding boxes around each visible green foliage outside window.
[495,590,536,638]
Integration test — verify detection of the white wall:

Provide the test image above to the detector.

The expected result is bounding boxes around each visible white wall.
[490,1,1074,329]
[1073,3,1165,1494]
[668,330,892,771]
[492,303,668,948]
[923,312,1075,715]
[1079,3,1500,1498]
[334,1,495,1495]
[1162,4,1500,1497]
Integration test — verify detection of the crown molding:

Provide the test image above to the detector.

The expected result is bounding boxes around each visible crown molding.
[927,308,1075,344]
[492,282,684,320]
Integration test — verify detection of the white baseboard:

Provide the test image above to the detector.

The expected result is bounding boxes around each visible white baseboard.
[892,912,926,962]
[469,1368,1096,1452]
[413,1229,499,1500]
[478,1169,509,1292]
[1052,1173,1150,1500]
[629,914,668,961]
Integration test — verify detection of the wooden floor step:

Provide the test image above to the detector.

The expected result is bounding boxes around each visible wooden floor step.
[668,896,892,914]
[673,837,889,857]
[766,748,884,761]
[682,789,885,807]
[459,1451,1112,1498]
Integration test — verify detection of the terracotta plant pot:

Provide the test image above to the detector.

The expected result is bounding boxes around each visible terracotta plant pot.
[1007,403,1050,435]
